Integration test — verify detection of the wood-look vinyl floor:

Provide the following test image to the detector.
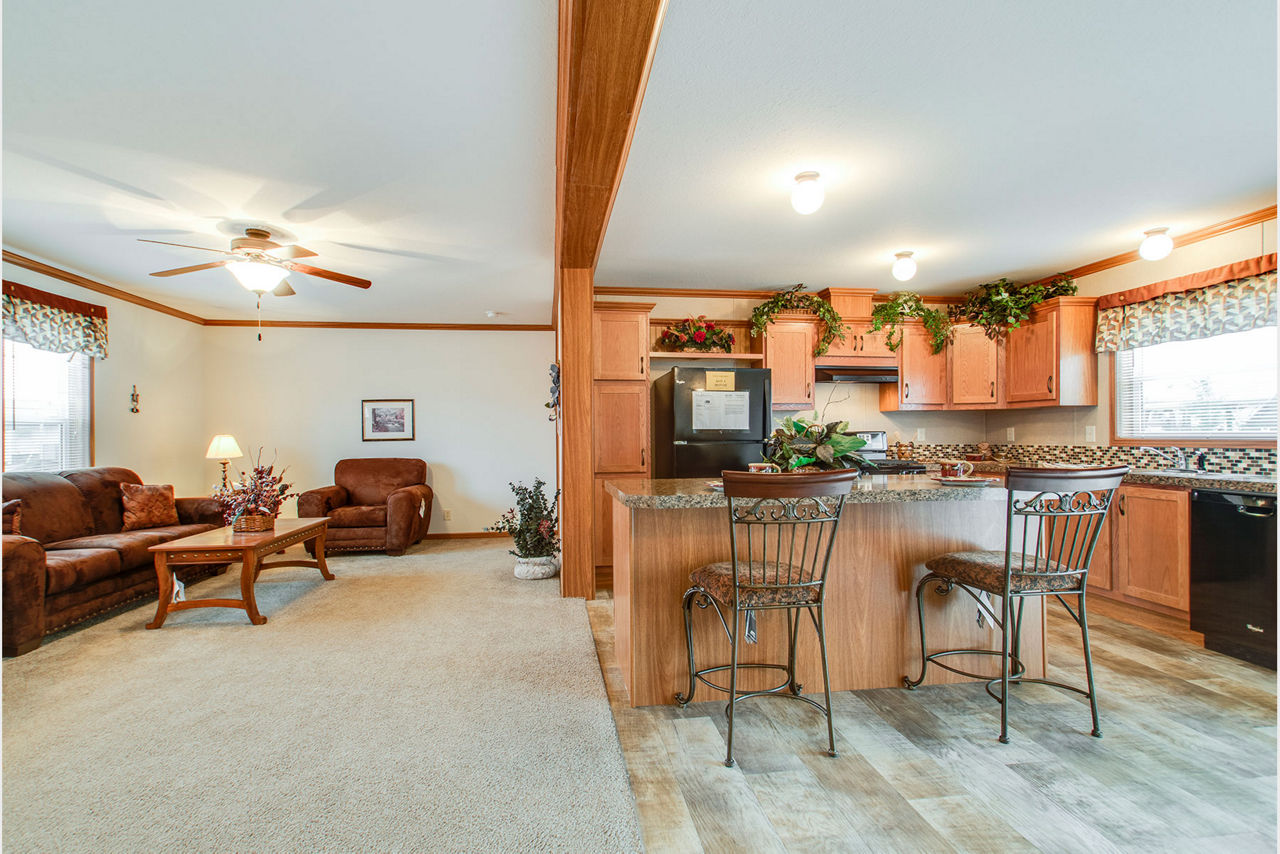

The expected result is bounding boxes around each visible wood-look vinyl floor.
[586,598,1277,853]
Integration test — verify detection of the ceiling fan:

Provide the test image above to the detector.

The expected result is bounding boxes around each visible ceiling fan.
[139,227,371,296]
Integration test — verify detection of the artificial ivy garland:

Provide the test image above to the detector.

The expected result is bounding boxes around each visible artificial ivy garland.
[748,283,848,356]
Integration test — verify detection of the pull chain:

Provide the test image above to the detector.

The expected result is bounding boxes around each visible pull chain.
[257,296,262,342]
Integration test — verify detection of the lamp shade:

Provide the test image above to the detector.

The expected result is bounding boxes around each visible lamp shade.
[790,171,824,215]
[205,434,244,460]
[226,261,289,294]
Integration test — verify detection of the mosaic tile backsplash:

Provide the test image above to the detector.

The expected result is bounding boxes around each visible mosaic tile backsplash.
[895,442,1277,477]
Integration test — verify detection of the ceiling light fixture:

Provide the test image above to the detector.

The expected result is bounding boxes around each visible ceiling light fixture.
[226,260,289,294]
[1138,227,1173,261]
[790,171,824,215]
[891,251,917,282]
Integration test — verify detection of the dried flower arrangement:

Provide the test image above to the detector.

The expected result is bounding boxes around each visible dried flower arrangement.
[659,316,736,353]
[211,450,297,526]
[487,478,561,558]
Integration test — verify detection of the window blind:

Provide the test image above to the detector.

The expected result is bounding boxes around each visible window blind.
[1114,326,1277,442]
[3,338,91,472]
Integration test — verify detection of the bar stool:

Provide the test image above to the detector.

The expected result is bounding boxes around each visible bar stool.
[904,466,1128,743]
[675,469,860,767]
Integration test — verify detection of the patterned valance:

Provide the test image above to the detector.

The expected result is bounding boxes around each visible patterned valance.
[2,280,108,359]
[1095,260,1277,353]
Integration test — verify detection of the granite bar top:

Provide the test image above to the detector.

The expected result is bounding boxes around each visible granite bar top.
[606,475,1005,510]
[937,462,1276,495]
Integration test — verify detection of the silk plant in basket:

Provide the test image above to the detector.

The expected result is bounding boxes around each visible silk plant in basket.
[211,450,296,528]
[487,478,561,579]
[763,416,872,472]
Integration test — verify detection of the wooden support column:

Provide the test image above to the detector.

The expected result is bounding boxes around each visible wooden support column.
[555,0,668,599]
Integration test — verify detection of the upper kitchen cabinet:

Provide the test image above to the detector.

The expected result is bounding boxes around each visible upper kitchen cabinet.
[764,314,817,409]
[1004,297,1098,407]
[880,321,947,410]
[950,323,1001,406]
[818,288,896,363]
[593,302,654,380]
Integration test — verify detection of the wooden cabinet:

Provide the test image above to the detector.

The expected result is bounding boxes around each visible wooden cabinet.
[950,324,1000,406]
[594,474,646,566]
[817,289,897,363]
[1005,312,1057,403]
[893,323,947,407]
[592,382,650,473]
[593,305,650,380]
[1085,507,1114,592]
[764,316,816,409]
[1113,485,1190,612]
[1004,297,1097,407]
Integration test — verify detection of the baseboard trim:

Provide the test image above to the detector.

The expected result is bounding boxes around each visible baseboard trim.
[424,531,509,540]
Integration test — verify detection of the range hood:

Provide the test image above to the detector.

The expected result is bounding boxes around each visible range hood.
[814,364,899,383]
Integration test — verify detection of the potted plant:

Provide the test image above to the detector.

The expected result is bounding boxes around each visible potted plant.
[487,478,561,579]
[763,416,872,472]
[212,450,296,531]
[748,284,847,356]
[659,316,736,353]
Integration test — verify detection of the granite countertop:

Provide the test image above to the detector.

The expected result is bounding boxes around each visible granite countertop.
[606,475,1005,510]
[939,461,1276,495]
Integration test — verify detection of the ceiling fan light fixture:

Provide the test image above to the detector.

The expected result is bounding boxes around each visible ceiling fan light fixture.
[891,251,917,282]
[272,279,296,297]
[1138,227,1173,261]
[226,260,289,294]
[790,171,824,215]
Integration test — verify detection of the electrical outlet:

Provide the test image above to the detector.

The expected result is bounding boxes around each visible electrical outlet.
[1084,425,1097,443]
[915,428,926,441]
[1006,427,1016,442]
[443,510,452,521]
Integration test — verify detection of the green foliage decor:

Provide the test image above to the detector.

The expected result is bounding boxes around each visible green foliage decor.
[487,478,560,558]
[748,284,847,356]
[763,416,871,471]
[867,275,1077,355]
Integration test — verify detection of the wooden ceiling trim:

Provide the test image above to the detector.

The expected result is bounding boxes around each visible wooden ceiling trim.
[203,320,554,331]
[558,0,669,270]
[4,250,205,325]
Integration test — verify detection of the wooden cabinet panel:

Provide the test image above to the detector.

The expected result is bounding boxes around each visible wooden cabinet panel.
[1115,486,1190,611]
[593,309,649,380]
[950,324,999,405]
[898,324,947,405]
[1085,505,1114,592]
[593,382,650,473]
[764,319,816,409]
[595,475,646,566]
[1005,312,1058,403]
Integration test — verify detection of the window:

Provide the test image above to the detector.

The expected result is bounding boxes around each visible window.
[1114,326,1277,442]
[3,339,92,472]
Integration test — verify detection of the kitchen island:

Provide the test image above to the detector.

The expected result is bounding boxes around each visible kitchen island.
[607,475,1047,707]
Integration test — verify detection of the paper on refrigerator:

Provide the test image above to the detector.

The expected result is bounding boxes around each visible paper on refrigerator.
[691,391,751,431]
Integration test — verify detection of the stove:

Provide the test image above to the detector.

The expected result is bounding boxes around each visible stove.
[846,430,927,475]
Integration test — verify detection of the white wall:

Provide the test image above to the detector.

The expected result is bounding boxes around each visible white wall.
[3,259,208,493]
[985,218,1276,446]
[201,326,557,532]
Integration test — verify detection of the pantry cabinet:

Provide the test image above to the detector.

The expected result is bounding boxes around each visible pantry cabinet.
[593,304,651,380]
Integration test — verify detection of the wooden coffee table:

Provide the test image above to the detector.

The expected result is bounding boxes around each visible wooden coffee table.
[146,518,332,629]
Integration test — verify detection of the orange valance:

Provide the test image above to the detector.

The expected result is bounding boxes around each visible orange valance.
[1097,254,1277,310]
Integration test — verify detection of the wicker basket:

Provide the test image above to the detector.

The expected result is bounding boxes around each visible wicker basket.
[232,513,274,533]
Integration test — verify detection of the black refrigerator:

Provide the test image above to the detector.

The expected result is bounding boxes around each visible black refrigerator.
[651,367,772,478]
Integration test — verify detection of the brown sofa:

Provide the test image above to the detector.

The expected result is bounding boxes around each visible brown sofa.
[2,467,225,656]
[297,458,433,555]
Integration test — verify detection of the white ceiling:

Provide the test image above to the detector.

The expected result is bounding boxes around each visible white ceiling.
[597,1,1277,294]
[3,0,556,322]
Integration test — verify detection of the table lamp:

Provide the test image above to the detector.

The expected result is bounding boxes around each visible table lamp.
[205,434,244,488]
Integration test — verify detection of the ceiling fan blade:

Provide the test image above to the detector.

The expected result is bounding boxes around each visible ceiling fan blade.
[149,261,229,277]
[272,280,296,297]
[137,238,232,255]
[285,262,371,289]
[266,244,318,260]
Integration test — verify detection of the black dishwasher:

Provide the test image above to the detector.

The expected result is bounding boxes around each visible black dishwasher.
[1189,490,1276,669]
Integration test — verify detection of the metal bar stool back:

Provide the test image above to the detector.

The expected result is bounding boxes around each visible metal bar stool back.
[904,466,1129,743]
[675,469,860,767]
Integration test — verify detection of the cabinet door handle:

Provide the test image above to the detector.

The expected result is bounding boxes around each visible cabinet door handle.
[990,381,995,398]
[640,355,644,373]
[858,335,864,351]
[807,382,812,398]
[904,382,910,400]
[641,447,646,467]
[1047,375,1054,394]
[1118,495,1125,516]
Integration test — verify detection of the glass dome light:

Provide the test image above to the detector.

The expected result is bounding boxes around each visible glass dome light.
[1138,227,1173,261]
[226,260,289,294]
[891,251,917,282]
[790,171,824,215]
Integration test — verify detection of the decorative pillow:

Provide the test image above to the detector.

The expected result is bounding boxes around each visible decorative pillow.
[120,483,180,531]
[2,499,21,535]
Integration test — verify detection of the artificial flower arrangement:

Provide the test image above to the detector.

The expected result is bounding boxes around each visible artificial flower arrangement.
[212,450,296,527]
[658,315,735,353]
[487,478,561,558]
[763,416,872,472]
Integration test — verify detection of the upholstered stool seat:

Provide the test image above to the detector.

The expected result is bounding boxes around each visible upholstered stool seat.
[690,560,820,607]
[925,550,1076,594]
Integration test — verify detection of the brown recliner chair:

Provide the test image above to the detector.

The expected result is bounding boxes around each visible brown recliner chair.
[297,458,433,555]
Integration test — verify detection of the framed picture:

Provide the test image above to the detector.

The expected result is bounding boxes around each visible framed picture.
[362,399,415,441]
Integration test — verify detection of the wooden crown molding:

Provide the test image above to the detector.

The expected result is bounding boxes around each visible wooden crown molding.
[592,301,656,312]
[3,250,554,332]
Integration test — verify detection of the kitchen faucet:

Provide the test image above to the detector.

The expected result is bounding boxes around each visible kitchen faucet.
[1140,446,1191,471]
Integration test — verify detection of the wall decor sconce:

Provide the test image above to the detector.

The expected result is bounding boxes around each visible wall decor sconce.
[129,385,140,413]
[1138,227,1174,261]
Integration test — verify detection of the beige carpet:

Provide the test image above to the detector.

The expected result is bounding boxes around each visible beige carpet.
[3,540,642,853]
